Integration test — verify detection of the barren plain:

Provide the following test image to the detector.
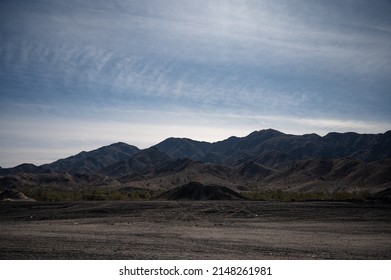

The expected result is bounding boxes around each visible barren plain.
[0,200,390,259]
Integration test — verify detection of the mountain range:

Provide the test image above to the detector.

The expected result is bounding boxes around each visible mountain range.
[1,129,391,194]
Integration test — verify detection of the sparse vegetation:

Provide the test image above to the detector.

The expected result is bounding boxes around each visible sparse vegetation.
[15,185,375,202]
[241,190,373,202]
[18,186,159,201]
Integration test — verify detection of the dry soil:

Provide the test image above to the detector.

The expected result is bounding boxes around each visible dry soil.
[0,200,390,259]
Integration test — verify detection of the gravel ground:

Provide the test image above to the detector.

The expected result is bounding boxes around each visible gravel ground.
[0,200,390,259]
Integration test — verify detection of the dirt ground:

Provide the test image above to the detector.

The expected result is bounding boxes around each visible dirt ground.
[0,200,390,259]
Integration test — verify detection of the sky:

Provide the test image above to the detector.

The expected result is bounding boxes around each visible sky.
[0,0,390,167]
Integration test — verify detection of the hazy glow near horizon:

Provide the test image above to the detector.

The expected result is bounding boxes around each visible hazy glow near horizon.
[1,0,390,167]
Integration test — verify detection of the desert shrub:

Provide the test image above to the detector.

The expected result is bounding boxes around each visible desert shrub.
[19,187,82,201]
[241,190,374,202]
[81,193,108,201]
[107,192,129,200]
[122,190,154,201]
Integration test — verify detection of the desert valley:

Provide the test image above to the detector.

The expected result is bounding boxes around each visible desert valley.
[1,129,390,259]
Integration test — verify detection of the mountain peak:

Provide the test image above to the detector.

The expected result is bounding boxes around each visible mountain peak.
[155,137,211,160]
[250,128,283,136]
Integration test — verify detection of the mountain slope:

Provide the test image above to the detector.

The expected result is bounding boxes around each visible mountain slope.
[101,147,172,177]
[0,163,42,175]
[263,158,391,190]
[41,142,140,173]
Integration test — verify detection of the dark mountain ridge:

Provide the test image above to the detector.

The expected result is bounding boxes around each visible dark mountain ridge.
[155,129,391,164]
[44,142,140,173]
[1,142,139,175]
[1,129,390,195]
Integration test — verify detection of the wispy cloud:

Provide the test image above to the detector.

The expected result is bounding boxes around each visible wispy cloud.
[0,0,390,166]
[1,104,388,167]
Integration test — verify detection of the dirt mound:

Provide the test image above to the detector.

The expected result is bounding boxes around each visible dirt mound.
[157,182,245,200]
[0,189,35,201]
[373,188,391,202]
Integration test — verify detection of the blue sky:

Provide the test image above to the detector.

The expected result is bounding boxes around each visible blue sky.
[1,0,390,167]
